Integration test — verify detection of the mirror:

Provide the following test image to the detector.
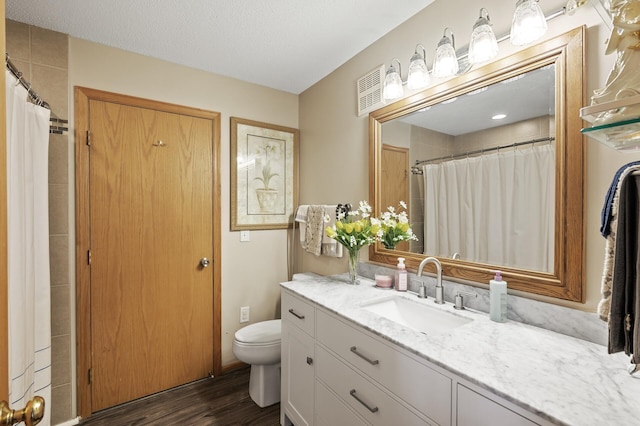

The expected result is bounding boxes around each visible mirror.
[369,27,585,302]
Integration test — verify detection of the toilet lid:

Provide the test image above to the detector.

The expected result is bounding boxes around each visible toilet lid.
[235,319,281,344]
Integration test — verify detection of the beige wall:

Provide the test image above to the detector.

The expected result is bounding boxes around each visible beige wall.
[298,0,640,311]
[58,38,297,422]
[68,38,298,362]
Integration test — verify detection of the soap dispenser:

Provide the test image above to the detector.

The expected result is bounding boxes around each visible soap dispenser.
[395,257,408,291]
[489,271,507,322]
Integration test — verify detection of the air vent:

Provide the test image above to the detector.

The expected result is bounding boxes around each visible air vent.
[357,65,385,116]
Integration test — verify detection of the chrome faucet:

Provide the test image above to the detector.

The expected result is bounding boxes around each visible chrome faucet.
[417,257,444,304]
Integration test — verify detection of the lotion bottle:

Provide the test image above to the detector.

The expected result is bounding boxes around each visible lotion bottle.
[395,257,408,291]
[489,271,507,322]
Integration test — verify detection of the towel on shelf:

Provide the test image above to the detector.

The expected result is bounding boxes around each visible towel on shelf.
[294,205,309,243]
[599,164,640,321]
[303,205,325,256]
[321,205,343,258]
[607,174,640,364]
[294,204,343,257]
[601,161,640,237]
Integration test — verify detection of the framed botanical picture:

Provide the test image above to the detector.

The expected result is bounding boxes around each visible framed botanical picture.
[231,117,299,230]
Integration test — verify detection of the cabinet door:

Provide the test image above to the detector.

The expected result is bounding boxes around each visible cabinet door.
[282,319,315,426]
[316,381,367,426]
[457,385,538,426]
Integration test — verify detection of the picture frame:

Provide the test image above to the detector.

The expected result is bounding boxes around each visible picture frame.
[231,117,299,230]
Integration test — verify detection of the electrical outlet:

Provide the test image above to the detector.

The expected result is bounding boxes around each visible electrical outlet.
[240,306,250,323]
[240,230,250,242]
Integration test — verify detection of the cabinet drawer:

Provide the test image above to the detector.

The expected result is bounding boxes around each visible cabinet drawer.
[457,385,538,426]
[316,346,429,426]
[316,381,368,426]
[317,310,451,425]
[282,290,316,337]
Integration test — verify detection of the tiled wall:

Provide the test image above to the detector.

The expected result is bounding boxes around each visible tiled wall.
[6,20,72,425]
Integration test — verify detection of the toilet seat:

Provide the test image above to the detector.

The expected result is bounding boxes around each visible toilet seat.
[234,319,281,345]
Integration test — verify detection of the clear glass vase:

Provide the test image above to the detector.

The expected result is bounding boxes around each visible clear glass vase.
[347,248,360,285]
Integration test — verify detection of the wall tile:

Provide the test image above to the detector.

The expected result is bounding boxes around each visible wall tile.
[49,134,69,185]
[51,334,71,387]
[30,25,68,69]
[51,384,72,425]
[30,64,68,119]
[49,183,69,235]
[6,19,30,61]
[8,58,30,81]
[49,235,69,286]
[51,285,70,337]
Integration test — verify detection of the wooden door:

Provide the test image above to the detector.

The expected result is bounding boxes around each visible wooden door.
[381,144,410,252]
[75,88,221,415]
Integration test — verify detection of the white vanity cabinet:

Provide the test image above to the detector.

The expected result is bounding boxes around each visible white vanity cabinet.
[316,310,451,425]
[281,291,316,426]
[281,287,549,426]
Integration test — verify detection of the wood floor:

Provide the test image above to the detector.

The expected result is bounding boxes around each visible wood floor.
[79,368,281,426]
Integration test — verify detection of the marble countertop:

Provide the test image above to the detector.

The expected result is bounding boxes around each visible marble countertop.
[281,273,640,426]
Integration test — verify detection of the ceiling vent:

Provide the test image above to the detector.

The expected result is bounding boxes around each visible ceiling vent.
[357,65,385,116]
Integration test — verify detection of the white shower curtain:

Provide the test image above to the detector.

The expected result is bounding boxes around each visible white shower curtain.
[6,70,51,425]
[423,144,554,272]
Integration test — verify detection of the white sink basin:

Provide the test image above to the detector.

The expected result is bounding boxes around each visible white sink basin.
[360,295,472,335]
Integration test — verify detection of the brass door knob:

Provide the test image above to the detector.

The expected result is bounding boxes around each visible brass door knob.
[0,396,45,426]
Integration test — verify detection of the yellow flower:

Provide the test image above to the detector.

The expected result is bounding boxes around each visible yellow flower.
[353,221,362,233]
[343,223,354,234]
[325,226,336,238]
[335,221,344,230]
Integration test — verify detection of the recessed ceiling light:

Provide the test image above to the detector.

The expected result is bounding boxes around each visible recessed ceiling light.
[492,113,507,120]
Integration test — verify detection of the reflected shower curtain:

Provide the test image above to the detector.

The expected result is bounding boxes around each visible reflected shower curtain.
[423,144,554,272]
[6,70,51,425]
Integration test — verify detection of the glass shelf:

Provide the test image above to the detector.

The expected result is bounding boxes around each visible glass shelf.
[580,95,640,150]
[581,117,640,151]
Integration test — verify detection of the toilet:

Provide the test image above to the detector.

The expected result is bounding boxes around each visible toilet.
[232,319,282,407]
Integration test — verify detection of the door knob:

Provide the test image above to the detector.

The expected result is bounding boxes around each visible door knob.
[0,396,45,426]
[200,258,210,268]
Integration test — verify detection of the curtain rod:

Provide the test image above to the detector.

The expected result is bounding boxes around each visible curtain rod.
[5,54,51,110]
[411,136,555,174]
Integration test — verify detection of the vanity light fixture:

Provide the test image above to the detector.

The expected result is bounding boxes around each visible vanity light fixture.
[407,44,431,90]
[510,0,548,46]
[382,58,404,101]
[469,8,499,66]
[433,28,459,78]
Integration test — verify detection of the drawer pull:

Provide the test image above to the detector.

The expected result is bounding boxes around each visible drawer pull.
[350,346,379,365]
[349,389,379,413]
[306,356,313,365]
[288,308,305,320]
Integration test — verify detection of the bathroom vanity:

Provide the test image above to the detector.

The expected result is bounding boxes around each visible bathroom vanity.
[280,274,640,426]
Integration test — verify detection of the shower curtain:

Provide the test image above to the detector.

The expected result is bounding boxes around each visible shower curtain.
[6,70,51,425]
[423,144,554,272]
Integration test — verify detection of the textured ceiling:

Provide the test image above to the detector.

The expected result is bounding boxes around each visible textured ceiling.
[6,0,434,94]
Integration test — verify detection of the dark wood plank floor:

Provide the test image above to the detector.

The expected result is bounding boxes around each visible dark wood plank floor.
[79,368,281,426]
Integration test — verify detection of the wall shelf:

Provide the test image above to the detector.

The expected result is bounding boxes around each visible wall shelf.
[580,95,640,150]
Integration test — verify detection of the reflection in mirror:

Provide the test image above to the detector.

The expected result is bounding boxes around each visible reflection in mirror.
[383,64,556,273]
[369,27,585,301]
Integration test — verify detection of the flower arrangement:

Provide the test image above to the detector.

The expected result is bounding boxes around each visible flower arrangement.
[254,142,280,190]
[325,201,380,284]
[324,200,418,284]
[378,201,418,249]
[325,201,380,253]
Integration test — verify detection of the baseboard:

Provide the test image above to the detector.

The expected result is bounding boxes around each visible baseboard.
[55,417,80,426]
[220,361,248,374]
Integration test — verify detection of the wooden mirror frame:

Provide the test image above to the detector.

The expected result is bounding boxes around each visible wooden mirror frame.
[369,27,585,302]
